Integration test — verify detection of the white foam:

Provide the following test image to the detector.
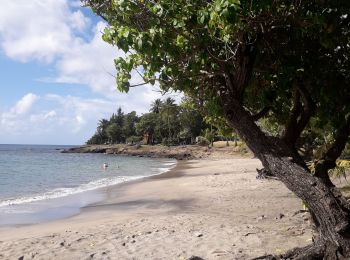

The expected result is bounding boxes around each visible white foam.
[0,175,141,208]
[157,167,172,173]
[163,162,177,166]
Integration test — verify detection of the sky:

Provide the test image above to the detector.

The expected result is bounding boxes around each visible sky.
[0,0,181,145]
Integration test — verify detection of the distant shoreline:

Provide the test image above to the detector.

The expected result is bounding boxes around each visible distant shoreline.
[62,143,250,160]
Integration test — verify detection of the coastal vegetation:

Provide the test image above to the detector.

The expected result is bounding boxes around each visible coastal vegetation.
[84,0,350,258]
[87,97,236,146]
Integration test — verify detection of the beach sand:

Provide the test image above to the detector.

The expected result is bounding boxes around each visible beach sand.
[0,158,312,259]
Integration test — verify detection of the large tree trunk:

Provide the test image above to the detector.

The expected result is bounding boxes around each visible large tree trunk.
[223,99,350,258]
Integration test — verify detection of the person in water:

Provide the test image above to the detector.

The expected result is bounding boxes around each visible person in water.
[103,163,108,170]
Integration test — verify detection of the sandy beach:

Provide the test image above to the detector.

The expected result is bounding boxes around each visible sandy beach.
[0,157,312,259]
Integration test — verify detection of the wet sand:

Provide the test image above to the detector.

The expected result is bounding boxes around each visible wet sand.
[0,158,312,259]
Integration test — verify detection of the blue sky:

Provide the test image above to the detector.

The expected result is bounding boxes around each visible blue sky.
[0,0,181,145]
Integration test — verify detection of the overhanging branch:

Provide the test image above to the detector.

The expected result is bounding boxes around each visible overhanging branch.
[251,106,272,121]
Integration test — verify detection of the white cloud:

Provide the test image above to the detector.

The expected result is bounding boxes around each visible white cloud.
[70,10,91,32]
[0,93,117,144]
[1,93,39,136]
[0,0,84,63]
[10,93,39,115]
[0,1,168,102]
[53,21,119,94]
[0,2,184,144]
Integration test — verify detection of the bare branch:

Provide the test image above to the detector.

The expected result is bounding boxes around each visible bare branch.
[283,82,315,147]
[295,82,316,134]
[129,81,151,88]
[283,87,302,144]
[251,106,272,121]
[234,32,257,101]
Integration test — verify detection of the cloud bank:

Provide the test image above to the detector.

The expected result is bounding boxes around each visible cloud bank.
[0,93,116,144]
[0,1,182,144]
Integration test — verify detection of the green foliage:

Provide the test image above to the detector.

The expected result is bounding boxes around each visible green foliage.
[150,98,163,114]
[236,141,248,154]
[196,136,210,146]
[135,112,159,141]
[87,98,211,145]
[259,118,283,137]
[84,0,350,165]
[122,111,139,138]
[329,166,348,182]
[87,107,138,144]
[106,123,120,143]
[203,128,216,146]
[85,0,350,131]
[162,137,179,146]
[331,160,350,178]
[126,135,142,144]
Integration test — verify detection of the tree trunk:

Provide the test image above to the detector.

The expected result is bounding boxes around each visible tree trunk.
[222,99,350,258]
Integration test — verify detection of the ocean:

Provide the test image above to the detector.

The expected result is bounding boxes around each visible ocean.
[0,144,176,225]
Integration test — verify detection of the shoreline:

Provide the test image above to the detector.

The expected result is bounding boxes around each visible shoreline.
[62,143,250,160]
[0,157,178,227]
[0,157,313,259]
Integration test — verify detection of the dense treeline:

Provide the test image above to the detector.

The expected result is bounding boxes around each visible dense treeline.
[87,97,218,145]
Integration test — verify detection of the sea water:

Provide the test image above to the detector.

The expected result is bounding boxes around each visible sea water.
[0,144,176,225]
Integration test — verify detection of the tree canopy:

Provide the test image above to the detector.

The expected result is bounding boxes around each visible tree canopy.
[87,98,212,145]
[84,0,350,160]
[84,0,350,258]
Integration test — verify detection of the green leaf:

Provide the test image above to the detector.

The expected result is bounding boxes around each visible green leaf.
[176,35,185,47]
[137,38,143,49]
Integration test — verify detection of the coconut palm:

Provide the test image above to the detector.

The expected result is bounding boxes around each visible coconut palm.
[150,98,163,114]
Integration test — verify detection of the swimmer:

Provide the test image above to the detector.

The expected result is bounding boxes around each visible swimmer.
[103,163,108,170]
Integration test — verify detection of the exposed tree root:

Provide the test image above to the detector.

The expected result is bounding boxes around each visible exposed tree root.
[251,243,326,260]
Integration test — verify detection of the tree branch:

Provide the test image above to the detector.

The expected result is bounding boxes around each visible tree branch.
[283,87,302,144]
[234,32,257,102]
[283,82,315,147]
[295,82,316,135]
[251,106,272,121]
[315,117,350,181]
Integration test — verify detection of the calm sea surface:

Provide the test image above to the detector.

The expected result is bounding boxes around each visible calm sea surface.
[0,144,176,225]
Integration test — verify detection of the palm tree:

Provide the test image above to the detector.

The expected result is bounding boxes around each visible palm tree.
[97,119,110,143]
[161,98,177,139]
[150,98,163,114]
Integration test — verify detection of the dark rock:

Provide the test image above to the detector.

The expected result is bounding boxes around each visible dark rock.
[60,242,65,246]
[90,253,95,258]
[194,232,203,237]
[122,242,126,246]
[18,256,24,260]
[188,256,204,260]
[257,215,266,221]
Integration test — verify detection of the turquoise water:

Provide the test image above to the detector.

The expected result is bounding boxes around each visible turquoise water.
[0,144,176,224]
